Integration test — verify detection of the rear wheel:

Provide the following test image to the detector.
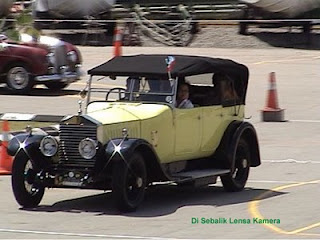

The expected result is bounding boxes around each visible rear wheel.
[112,152,147,212]
[45,82,69,90]
[11,156,45,208]
[6,65,34,94]
[221,139,250,191]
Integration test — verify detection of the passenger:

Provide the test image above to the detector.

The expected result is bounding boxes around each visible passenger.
[222,80,239,101]
[212,73,238,103]
[125,76,140,100]
[175,83,194,109]
[126,76,140,92]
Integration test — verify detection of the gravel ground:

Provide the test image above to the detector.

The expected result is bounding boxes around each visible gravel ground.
[140,25,320,49]
[45,23,320,50]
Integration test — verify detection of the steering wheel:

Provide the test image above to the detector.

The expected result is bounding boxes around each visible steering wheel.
[106,87,127,101]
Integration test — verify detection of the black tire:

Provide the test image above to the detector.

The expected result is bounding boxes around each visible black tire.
[44,82,69,91]
[6,65,34,94]
[112,152,147,212]
[221,139,250,192]
[11,156,45,208]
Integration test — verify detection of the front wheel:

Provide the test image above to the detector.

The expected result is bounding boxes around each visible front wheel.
[221,139,250,192]
[11,156,45,208]
[6,65,34,94]
[112,152,147,212]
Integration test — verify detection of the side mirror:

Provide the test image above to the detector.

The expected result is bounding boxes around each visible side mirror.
[109,75,117,80]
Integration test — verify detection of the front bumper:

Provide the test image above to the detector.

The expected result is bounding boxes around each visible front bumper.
[35,66,84,83]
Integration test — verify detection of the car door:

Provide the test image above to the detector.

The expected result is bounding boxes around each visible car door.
[174,108,202,157]
[200,106,225,153]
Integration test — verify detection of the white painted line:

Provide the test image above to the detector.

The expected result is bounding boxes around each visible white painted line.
[216,179,304,184]
[0,228,184,240]
[73,82,124,89]
[289,120,320,123]
[247,180,302,184]
[0,113,35,121]
[262,159,320,164]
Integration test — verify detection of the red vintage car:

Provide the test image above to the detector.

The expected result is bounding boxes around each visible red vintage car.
[0,33,83,93]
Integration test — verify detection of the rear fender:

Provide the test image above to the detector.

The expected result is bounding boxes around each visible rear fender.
[214,121,261,171]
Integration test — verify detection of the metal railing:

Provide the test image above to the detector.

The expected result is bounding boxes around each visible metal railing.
[132,4,195,46]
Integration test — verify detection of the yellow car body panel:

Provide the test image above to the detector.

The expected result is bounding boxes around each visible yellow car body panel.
[87,101,245,164]
[88,102,174,162]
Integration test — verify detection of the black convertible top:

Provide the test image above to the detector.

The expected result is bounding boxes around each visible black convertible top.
[88,54,248,80]
[88,54,249,102]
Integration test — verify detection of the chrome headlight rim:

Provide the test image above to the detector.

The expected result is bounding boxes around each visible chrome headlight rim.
[46,52,55,66]
[67,50,77,63]
[78,138,97,160]
[40,136,58,157]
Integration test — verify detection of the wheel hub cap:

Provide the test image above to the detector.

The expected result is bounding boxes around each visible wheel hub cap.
[136,177,143,188]
[9,67,29,89]
[242,158,248,168]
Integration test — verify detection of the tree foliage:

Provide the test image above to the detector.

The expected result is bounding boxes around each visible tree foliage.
[1,6,39,41]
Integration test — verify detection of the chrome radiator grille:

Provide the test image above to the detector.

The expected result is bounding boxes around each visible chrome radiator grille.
[57,124,97,169]
[53,44,68,72]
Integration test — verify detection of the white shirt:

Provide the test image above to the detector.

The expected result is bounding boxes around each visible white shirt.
[176,99,194,109]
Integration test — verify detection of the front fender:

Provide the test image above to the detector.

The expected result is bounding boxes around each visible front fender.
[104,138,155,162]
[7,126,59,157]
[103,138,168,182]
[7,133,49,169]
[8,133,44,156]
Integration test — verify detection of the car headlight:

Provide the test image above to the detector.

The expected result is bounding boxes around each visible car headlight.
[79,138,97,160]
[40,136,58,157]
[46,52,55,66]
[67,51,77,63]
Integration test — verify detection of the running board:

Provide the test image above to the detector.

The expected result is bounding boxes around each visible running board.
[171,169,231,187]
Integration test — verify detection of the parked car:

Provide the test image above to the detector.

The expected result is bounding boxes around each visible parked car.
[0,33,82,93]
[8,54,261,212]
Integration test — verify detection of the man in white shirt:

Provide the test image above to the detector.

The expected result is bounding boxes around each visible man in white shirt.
[175,83,194,109]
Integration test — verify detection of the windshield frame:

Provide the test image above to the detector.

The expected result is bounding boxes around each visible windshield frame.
[84,75,179,113]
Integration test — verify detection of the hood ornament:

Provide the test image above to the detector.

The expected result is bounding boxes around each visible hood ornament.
[78,100,83,116]
[78,89,87,116]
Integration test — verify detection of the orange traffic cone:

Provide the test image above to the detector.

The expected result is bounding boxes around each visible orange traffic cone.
[261,72,285,122]
[113,23,123,57]
[0,120,13,175]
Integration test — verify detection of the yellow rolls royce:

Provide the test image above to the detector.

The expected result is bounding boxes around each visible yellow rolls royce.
[8,54,261,212]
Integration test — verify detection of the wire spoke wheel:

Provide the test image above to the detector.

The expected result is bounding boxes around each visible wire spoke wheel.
[221,139,250,191]
[112,152,147,212]
[12,156,45,208]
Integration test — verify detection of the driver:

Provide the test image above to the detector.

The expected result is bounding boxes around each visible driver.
[175,83,194,109]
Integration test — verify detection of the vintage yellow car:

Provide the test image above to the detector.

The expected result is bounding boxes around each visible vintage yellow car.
[8,54,261,212]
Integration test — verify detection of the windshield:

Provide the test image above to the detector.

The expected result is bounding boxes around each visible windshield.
[86,76,177,106]
[126,77,176,104]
